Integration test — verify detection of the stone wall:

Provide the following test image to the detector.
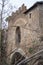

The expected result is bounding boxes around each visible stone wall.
[39,4,43,34]
[6,4,43,64]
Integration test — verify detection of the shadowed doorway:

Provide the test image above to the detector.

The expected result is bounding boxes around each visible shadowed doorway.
[11,52,25,65]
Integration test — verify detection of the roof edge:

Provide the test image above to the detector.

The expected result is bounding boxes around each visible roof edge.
[24,1,43,14]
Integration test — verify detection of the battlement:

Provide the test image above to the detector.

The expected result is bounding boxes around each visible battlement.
[6,4,27,21]
[14,4,27,13]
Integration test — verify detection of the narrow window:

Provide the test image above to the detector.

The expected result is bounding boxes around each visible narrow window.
[29,13,31,18]
[40,36,43,42]
[15,26,21,44]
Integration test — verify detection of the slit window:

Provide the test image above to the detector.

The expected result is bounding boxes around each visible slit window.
[29,13,31,18]
[15,26,21,44]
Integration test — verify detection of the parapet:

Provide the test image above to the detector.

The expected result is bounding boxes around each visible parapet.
[6,4,27,21]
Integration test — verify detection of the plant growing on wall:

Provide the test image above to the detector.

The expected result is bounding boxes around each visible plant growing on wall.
[28,39,40,54]
[29,47,34,54]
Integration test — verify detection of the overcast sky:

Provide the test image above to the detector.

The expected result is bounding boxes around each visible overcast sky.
[9,0,43,11]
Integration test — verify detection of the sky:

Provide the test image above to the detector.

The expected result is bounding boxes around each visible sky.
[9,0,43,11]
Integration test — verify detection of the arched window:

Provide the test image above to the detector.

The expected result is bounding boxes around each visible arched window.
[15,26,21,44]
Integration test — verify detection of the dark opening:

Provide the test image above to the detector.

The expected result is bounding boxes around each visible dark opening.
[29,13,31,18]
[11,52,25,65]
[15,26,21,44]
[40,36,43,42]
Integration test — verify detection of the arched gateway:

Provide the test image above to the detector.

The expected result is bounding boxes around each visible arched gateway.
[10,48,26,65]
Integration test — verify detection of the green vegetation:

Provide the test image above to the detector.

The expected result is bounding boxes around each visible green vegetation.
[29,47,34,54]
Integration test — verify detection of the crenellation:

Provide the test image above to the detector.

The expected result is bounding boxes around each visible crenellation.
[6,4,27,22]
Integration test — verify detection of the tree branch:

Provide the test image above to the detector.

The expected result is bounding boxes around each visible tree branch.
[0,3,2,5]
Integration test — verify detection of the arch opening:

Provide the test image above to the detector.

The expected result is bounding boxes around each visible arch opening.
[11,52,25,65]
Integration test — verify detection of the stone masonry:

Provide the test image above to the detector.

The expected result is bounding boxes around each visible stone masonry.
[6,1,43,65]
